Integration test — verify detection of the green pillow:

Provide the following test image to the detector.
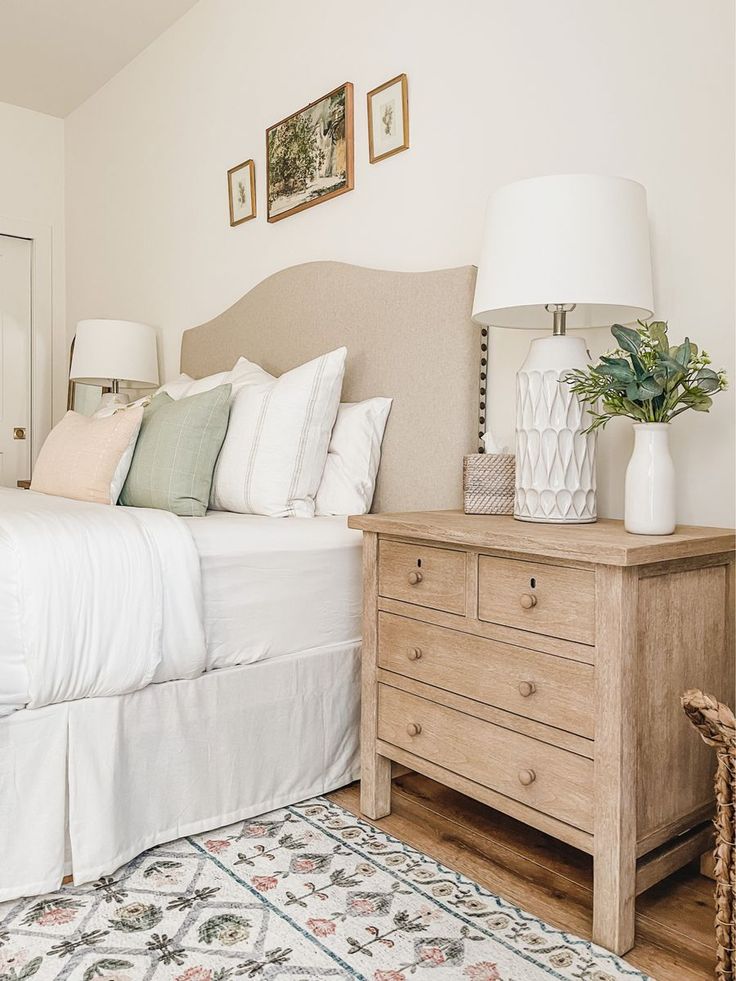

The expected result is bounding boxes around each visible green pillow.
[120,385,231,516]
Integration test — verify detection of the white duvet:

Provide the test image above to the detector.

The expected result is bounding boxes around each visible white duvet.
[0,488,206,717]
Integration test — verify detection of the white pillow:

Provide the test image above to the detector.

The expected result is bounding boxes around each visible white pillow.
[315,398,392,516]
[211,347,347,517]
[157,372,195,399]
[158,357,274,400]
[90,399,151,502]
[110,422,143,502]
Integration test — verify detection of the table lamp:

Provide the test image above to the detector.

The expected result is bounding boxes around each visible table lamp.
[71,319,159,411]
[472,174,654,523]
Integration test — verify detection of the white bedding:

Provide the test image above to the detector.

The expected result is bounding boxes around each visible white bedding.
[0,641,361,901]
[183,511,363,671]
[0,491,362,716]
[0,497,364,901]
[0,489,206,716]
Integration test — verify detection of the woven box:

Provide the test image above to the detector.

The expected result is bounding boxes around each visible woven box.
[463,453,515,515]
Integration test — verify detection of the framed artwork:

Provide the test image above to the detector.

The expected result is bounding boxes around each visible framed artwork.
[367,73,409,163]
[228,159,256,226]
[267,82,354,222]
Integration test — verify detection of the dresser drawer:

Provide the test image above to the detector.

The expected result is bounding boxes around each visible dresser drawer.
[377,613,594,738]
[378,540,466,615]
[478,555,595,645]
[377,684,593,831]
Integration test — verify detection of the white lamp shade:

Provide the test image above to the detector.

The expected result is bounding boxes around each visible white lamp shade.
[71,319,159,387]
[472,174,654,329]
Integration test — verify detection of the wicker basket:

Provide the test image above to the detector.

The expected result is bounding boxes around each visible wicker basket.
[463,453,515,515]
[682,690,736,981]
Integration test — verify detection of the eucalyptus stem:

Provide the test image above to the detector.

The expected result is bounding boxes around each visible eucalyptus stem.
[564,320,727,434]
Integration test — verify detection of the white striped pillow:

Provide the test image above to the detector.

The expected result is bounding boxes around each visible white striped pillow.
[210,347,346,517]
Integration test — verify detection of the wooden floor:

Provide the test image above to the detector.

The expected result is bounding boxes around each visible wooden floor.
[328,773,716,981]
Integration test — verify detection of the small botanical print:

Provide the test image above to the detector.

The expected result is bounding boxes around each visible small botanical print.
[267,82,354,221]
[227,158,256,226]
[368,73,409,163]
[0,798,651,980]
[381,99,395,136]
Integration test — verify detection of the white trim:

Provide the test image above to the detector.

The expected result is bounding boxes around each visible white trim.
[0,216,53,465]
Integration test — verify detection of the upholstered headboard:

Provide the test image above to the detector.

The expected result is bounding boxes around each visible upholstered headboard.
[180,261,478,512]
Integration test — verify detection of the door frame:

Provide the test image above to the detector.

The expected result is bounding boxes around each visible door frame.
[0,217,53,468]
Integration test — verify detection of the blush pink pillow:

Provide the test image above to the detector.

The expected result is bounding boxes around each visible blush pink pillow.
[31,408,144,505]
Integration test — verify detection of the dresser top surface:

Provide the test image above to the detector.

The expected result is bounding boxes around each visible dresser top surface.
[348,511,736,566]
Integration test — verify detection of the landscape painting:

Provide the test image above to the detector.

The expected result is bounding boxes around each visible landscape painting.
[267,82,354,222]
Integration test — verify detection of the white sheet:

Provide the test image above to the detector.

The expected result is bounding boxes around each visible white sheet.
[0,489,206,716]
[0,641,361,901]
[184,511,363,672]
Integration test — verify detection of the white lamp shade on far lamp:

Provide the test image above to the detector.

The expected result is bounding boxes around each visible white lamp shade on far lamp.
[472,174,653,329]
[71,320,159,388]
[472,174,654,525]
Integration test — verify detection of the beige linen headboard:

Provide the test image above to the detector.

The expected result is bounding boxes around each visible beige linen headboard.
[181,261,479,512]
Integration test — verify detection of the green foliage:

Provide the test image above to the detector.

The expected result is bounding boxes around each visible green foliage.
[0,956,43,981]
[143,860,182,878]
[108,902,163,933]
[268,115,324,203]
[198,913,251,946]
[83,960,133,981]
[564,320,727,433]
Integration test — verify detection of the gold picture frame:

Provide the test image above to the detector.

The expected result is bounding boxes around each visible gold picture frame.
[267,82,354,222]
[367,73,409,164]
[228,159,257,226]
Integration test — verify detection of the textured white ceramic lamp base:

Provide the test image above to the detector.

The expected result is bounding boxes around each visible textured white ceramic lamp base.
[514,335,597,524]
[97,391,129,412]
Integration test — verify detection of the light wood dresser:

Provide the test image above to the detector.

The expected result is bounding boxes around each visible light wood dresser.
[347,510,735,955]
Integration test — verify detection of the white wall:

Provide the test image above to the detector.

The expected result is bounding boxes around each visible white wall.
[0,100,66,422]
[65,0,735,525]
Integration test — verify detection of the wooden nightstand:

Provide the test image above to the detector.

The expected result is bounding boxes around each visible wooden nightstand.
[348,510,735,955]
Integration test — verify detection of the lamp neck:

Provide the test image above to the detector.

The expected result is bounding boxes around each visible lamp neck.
[545,303,577,336]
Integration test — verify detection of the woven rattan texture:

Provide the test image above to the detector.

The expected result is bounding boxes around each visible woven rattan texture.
[682,689,736,981]
[463,453,515,515]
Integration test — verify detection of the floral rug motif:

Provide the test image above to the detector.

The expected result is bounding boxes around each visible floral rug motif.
[0,797,652,980]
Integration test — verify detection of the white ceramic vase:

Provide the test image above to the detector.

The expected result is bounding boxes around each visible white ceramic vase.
[624,423,676,535]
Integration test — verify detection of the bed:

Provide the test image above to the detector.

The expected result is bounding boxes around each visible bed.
[0,261,478,901]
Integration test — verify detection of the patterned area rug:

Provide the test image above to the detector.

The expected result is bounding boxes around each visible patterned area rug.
[0,797,651,981]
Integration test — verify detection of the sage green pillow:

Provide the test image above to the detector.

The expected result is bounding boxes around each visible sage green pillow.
[120,385,231,516]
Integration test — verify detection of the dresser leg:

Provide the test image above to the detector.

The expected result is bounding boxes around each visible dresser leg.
[593,565,638,956]
[592,842,636,954]
[359,530,392,819]
[360,753,392,819]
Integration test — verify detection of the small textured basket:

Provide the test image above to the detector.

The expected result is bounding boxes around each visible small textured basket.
[463,453,515,515]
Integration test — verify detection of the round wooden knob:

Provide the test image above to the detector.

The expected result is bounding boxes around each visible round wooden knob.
[408,570,423,585]
[518,681,536,697]
[518,768,536,786]
[407,647,423,661]
[519,593,537,609]
[406,722,422,737]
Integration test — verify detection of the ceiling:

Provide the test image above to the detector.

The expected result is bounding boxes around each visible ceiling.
[0,0,200,117]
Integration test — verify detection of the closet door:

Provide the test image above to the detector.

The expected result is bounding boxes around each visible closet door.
[0,234,32,487]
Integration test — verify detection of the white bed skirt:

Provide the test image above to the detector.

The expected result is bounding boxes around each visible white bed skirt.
[0,641,361,902]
